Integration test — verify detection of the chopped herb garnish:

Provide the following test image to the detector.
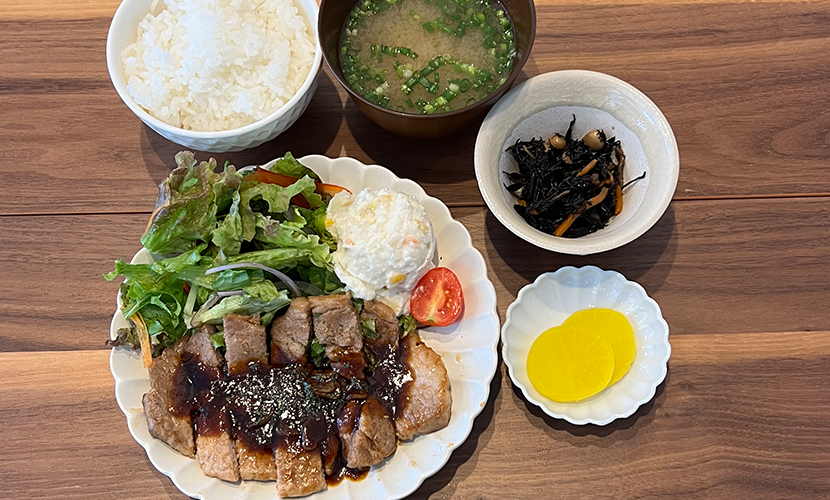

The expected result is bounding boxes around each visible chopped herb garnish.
[398,314,418,336]
[361,318,379,340]
[210,329,225,350]
[309,338,328,368]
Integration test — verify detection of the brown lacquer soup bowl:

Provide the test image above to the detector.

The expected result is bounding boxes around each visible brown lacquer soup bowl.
[319,0,536,139]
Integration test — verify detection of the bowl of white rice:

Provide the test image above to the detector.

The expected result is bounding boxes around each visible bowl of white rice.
[106,0,322,152]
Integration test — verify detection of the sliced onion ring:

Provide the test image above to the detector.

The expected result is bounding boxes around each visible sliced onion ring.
[206,263,302,298]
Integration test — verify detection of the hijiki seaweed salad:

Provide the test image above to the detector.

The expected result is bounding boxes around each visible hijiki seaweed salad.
[340,0,516,114]
[504,116,646,238]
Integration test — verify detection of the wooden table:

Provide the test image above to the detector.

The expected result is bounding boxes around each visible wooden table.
[3,0,830,498]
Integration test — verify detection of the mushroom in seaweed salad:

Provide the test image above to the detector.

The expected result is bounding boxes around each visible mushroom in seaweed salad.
[505,116,646,238]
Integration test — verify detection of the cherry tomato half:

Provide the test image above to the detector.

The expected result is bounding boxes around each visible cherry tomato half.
[410,267,464,327]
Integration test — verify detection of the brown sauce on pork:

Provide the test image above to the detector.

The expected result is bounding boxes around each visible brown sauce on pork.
[325,457,369,486]
[171,356,396,484]
[156,297,447,492]
[367,344,412,418]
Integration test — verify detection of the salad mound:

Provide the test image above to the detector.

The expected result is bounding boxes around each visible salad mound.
[105,152,344,362]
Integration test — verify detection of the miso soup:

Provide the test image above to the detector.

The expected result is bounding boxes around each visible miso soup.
[340,0,516,114]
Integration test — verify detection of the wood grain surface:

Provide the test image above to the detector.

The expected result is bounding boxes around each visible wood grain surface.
[3,334,830,499]
[3,2,830,213]
[2,0,830,498]
[2,198,829,352]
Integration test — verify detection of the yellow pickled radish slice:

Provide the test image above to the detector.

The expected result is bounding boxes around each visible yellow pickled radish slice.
[565,308,636,386]
[526,325,615,403]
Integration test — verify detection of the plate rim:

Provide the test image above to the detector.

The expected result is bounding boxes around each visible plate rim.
[501,265,671,425]
[109,154,500,499]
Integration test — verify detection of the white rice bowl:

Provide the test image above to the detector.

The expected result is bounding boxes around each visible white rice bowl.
[122,0,316,132]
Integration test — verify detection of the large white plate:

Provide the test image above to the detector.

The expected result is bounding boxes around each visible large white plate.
[110,155,500,499]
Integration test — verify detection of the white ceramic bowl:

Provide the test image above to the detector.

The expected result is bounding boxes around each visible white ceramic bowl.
[502,266,670,425]
[475,70,680,255]
[106,0,323,153]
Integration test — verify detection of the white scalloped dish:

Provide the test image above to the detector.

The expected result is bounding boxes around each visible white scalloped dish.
[502,266,670,425]
[109,155,500,499]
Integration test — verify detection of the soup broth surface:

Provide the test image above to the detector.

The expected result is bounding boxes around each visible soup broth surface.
[340,0,516,114]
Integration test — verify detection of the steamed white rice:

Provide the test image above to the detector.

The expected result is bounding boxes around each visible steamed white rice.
[122,0,315,132]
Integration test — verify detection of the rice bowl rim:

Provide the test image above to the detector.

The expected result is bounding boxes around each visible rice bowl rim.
[106,0,323,138]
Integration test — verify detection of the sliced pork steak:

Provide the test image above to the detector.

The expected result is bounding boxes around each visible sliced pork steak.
[223,313,276,480]
[337,397,397,469]
[360,300,399,355]
[274,443,327,498]
[185,325,239,482]
[394,331,452,441]
[223,313,268,375]
[270,297,312,365]
[308,295,366,379]
[143,337,195,457]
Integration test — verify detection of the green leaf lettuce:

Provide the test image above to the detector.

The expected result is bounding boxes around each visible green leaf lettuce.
[140,152,223,255]
[196,281,291,325]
